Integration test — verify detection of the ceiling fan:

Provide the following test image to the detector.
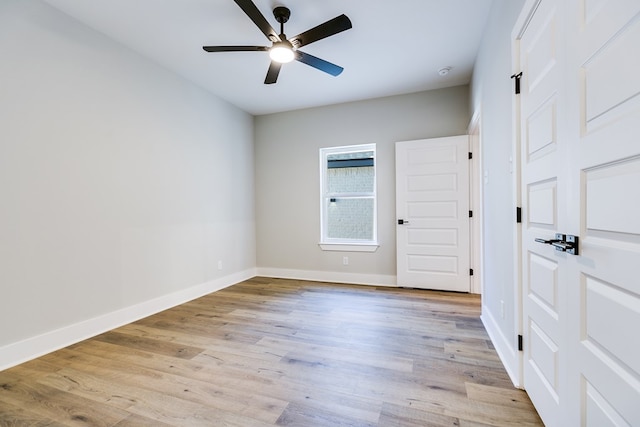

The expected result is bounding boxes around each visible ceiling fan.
[202,0,352,84]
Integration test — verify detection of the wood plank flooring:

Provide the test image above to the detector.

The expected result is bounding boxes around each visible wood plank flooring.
[0,277,543,426]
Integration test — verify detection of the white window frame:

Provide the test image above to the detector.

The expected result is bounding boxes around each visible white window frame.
[319,143,379,252]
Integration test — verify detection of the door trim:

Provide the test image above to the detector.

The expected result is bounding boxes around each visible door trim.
[468,113,483,295]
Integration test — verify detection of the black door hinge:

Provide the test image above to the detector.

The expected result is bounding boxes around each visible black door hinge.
[468,152,473,160]
[469,210,473,218]
[516,207,522,223]
[511,72,523,95]
[470,268,474,276]
[518,335,523,351]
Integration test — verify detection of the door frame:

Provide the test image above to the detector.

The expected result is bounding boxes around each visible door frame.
[468,114,483,295]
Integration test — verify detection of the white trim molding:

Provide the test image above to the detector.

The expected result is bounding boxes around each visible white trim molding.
[0,268,256,372]
[318,243,379,252]
[481,305,522,388]
[257,267,397,287]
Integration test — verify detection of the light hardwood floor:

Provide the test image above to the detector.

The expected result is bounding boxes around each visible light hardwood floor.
[0,277,543,426]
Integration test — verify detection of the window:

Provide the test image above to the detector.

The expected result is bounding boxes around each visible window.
[319,144,378,251]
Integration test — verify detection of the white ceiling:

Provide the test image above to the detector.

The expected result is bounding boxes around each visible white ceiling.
[43,0,493,115]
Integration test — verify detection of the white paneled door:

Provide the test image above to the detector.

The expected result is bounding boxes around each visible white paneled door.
[395,136,470,292]
[517,0,640,425]
[517,0,567,424]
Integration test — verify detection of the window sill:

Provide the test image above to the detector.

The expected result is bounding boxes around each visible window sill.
[318,243,379,252]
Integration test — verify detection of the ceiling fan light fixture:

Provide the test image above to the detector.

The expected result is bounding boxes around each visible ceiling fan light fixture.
[201,1,352,84]
[270,43,295,63]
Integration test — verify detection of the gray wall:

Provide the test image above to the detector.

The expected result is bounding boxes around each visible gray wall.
[255,86,470,283]
[470,0,526,382]
[0,1,255,358]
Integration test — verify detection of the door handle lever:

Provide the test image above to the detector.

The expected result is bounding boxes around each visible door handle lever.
[535,233,565,245]
[535,233,579,255]
[551,242,572,250]
[535,238,561,244]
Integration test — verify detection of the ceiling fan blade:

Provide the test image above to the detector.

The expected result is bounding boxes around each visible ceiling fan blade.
[203,46,268,52]
[264,61,282,84]
[233,0,280,42]
[289,14,352,49]
[295,51,344,76]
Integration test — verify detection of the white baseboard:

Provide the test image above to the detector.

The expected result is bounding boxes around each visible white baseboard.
[256,267,397,287]
[481,305,522,388]
[0,268,256,372]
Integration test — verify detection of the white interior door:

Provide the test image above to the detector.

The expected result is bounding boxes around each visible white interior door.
[396,136,470,292]
[517,0,640,425]
[518,2,567,424]
[566,0,640,424]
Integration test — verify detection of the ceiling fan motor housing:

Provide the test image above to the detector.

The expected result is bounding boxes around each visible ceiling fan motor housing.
[273,6,291,24]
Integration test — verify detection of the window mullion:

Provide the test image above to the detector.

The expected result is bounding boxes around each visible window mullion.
[326,192,374,198]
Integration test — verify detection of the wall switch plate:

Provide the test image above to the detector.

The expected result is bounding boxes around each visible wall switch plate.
[343,256,349,265]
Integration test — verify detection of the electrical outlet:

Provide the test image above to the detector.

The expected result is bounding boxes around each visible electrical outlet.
[343,256,349,266]
[217,260,223,270]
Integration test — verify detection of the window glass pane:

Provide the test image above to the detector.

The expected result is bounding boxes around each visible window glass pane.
[327,197,374,240]
[320,144,377,245]
[327,165,374,193]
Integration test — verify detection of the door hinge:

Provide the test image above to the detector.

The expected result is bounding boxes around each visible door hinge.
[516,207,522,223]
[518,334,523,351]
[468,152,473,160]
[469,210,473,218]
[470,268,474,276]
[511,72,523,95]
